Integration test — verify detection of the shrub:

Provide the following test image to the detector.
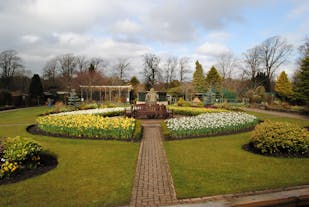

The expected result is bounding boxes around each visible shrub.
[182,101,191,107]
[3,137,42,165]
[133,120,143,141]
[250,121,309,155]
[177,97,185,106]
[1,137,42,179]
[167,106,227,116]
[161,121,171,139]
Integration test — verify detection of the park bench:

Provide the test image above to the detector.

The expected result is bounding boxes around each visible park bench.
[125,104,173,119]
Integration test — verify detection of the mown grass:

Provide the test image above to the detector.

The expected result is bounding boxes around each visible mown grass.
[0,107,139,207]
[164,111,309,199]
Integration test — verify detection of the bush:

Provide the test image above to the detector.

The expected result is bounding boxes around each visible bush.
[3,137,42,164]
[161,121,171,139]
[1,137,43,179]
[250,121,309,155]
[167,106,227,116]
[177,97,185,106]
[133,120,143,141]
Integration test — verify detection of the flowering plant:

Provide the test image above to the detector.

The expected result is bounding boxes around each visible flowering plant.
[165,112,258,138]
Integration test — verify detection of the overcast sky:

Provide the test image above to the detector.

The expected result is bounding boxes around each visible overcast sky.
[0,0,308,79]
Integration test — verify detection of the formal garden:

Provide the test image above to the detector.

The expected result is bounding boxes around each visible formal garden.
[0,100,308,207]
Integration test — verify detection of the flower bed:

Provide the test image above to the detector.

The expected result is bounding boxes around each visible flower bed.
[248,121,309,157]
[167,106,227,116]
[164,112,258,139]
[50,107,127,116]
[0,137,42,180]
[36,114,140,141]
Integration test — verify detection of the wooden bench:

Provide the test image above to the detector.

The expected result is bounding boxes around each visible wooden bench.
[125,104,173,119]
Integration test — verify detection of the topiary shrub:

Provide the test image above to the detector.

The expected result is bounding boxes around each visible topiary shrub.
[249,121,309,156]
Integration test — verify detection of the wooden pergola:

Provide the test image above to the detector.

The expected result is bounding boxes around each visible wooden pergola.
[80,85,133,102]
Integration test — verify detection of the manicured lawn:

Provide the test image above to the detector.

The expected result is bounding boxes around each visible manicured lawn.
[164,112,309,199]
[0,107,139,207]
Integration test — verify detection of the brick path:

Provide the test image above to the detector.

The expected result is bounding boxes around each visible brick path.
[130,121,177,207]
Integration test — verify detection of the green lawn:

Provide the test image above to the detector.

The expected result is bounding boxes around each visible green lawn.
[0,107,139,207]
[164,112,309,199]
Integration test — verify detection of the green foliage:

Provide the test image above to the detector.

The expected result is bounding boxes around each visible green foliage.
[177,97,185,106]
[293,56,309,106]
[3,137,42,163]
[246,86,266,103]
[133,120,143,141]
[29,74,43,98]
[275,71,293,100]
[250,120,309,155]
[205,66,222,92]
[129,76,140,87]
[192,61,206,93]
[161,121,171,139]
[167,106,227,116]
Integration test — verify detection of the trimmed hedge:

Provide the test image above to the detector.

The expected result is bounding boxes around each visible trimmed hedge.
[167,106,227,116]
[250,121,309,155]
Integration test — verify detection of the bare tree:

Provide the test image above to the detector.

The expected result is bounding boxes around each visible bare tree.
[163,56,178,87]
[143,53,161,90]
[0,50,24,89]
[216,52,237,80]
[75,55,89,72]
[57,54,77,90]
[113,58,130,81]
[258,36,292,91]
[89,57,107,72]
[43,58,58,84]
[179,56,190,82]
[242,46,261,88]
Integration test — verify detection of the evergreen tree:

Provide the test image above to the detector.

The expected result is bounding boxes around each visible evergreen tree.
[29,74,43,105]
[294,56,309,105]
[275,71,293,100]
[205,66,222,92]
[192,61,206,93]
[129,76,140,88]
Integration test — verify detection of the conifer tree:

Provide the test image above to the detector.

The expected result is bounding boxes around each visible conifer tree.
[192,61,206,93]
[275,71,293,100]
[205,66,222,92]
[294,56,309,105]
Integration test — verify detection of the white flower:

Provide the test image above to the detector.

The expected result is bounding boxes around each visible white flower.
[51,107,129,116]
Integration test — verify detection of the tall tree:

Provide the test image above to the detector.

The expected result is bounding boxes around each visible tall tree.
[242,46,261,88]
[258,36,292,92]
[163,56,178,87]
[294,54,309,106]
[29,74,43,105]
[216,52,237,80]
[179,56,190,82]
[43,58,58,85]
[275,71,293,100]
[143,53,161,90]
[205,66,222,92]
[57,54,77,90]
[89,57,106,72]
[113,58,130,81]
[75,55,89,72]
[0,50,24,89]
[192,61,206,93]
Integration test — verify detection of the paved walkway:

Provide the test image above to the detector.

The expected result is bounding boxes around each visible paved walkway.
[130,120,177,207]
[242,107,309,120]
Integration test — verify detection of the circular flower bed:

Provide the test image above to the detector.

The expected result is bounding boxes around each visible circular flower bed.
[35,113,141,141]
[247,120,309,157]
[163,112,258,139]
[0,137,57,184]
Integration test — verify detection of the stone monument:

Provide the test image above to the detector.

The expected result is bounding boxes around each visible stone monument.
[145,88,159,104]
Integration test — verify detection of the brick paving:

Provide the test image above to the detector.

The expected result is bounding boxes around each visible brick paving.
[130,121,177,207]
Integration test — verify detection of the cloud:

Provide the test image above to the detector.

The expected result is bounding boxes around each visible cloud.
[196,42,230,57]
